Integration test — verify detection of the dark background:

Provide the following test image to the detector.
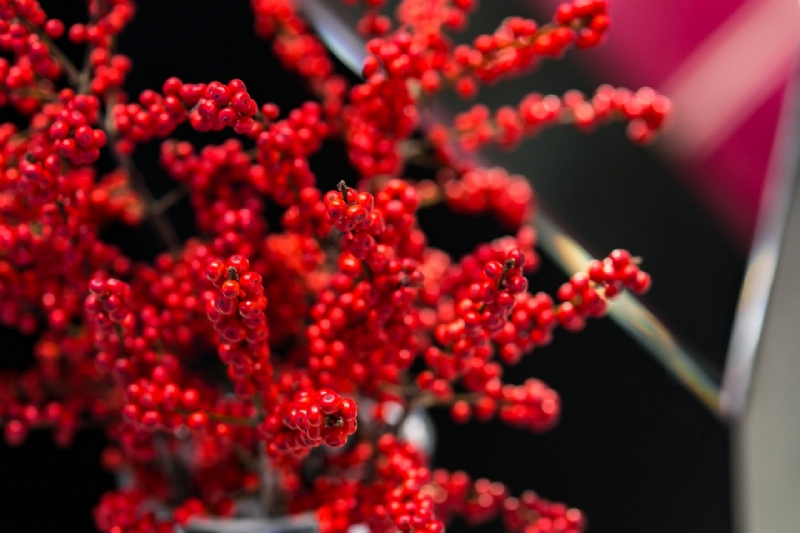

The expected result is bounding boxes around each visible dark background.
[0,2,735,532]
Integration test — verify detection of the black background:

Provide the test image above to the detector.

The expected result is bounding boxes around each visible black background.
[0,2,735,532]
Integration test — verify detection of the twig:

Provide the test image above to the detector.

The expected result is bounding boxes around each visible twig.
[102,94,182,254]
[76,0,102,94]
[259,441,276,517]
[151,185,190,215]
[153,432,190,504]
[10,87,57,102]
[77,45,93,95]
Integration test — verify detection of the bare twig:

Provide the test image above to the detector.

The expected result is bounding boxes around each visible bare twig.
[259,441,277,517]
[153,433,190,504]
[102,94,182,253]
[151,185,190,215]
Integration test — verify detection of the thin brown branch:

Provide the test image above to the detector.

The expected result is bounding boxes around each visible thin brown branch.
[151,185,189,215]
[103,95,182,254]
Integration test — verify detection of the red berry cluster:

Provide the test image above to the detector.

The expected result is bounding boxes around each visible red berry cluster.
[324,181,382,233]
[296,434,444,533]
[129,242,218,353]
[260,388,357,458]
[189,79,259,134]
[113,78,262,153]
[253,101,328,205]
[439,0,609,98]
[161,139,268,244]
[610,86,672,144]
[0,1,668,532]
[87,46,132,96]
[48,92,107,165]
[282,186,333,239]
[370,434,443,533]
[497,378,561,433]
[88,169,144,226]
[556,249,651,331]
[307,180,426,394]
[394,0,476,36]
[441,166,534,229]
[122,375,190,431]
[85,276,134,356]
[431,84,670,154]
[205,254,271,399]
[112,82,188,149]
[260,234,325,343]
[0,393,79,447]
[0,21,60,113]
[94,488,207,533]
[66,0,135,48]
[427,243,531,373]
[447,376,560,433]
[553,0,611,50]
[344,74,415,178]
[429,470,586,533]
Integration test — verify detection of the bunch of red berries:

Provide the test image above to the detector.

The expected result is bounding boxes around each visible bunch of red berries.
[324,181,381,234]
[205,255,271,399]
[0,0,670,532]
[260,388,358,457]
[189,79,259,134]
[48,92,107,165]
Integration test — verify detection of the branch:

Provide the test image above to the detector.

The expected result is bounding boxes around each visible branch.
[151,185,189,215]
[103,96,182,254]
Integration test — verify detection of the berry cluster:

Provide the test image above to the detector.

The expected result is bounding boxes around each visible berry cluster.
[67,0,135,48]
[88,168,144,226]
[345,73,416,178]
[440,166,534,229]
[556,249,651,331]
[430,470,586,533]
[553,0,611,50]
[113,78,262,153]
[189,79,259,134]
[86,46,132,96]
[0,393,79,447]
[324,181,381,233]
[112,83,188,149]
[85,276,134,357]
[0,1,668,532]
[260,388,358,457]
[205,255,271,399]
[94,489,207,533]
[293,434,444,533]
[431,84,670,152]
[48,92,107,165]
[253,101,327,205]
[122,376,192,431]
